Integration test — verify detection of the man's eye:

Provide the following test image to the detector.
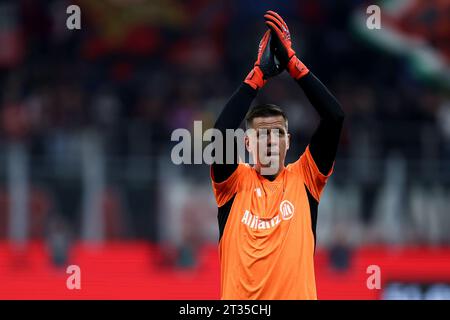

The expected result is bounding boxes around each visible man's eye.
[272,131,284,137]
[258,132,268,138]
[257,130,285,138]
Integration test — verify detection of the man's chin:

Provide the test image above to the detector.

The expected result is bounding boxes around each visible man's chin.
[260,155,280,166]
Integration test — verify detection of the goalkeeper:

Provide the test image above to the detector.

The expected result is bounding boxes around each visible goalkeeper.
[210,11,345,299]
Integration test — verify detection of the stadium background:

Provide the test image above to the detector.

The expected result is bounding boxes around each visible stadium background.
[0,0,449,299]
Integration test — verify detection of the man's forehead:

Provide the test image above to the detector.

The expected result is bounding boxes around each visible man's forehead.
[251,115,286,129]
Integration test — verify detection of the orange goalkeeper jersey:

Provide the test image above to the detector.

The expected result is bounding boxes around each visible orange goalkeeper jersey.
[211,145,333,300]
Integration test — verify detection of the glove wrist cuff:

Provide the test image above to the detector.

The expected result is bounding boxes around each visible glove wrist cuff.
[287,56,309,80]
[244,66,266,90]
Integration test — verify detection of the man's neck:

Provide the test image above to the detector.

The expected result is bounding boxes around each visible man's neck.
[254,165,285,181]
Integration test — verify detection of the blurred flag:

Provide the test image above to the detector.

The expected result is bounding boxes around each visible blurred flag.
[352,0,450,89]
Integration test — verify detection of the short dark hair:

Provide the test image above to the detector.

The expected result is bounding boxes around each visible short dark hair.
[245,104,288,130]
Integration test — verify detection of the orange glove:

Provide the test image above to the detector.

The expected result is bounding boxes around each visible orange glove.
[264,10,309,80]
[244,30,282,90]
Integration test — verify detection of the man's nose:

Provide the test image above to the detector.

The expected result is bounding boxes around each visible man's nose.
[268,131,279,145]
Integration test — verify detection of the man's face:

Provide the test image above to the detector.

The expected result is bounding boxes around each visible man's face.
[245,115,290,176]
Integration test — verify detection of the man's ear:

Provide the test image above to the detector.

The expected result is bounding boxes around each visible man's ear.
[245,135,251,153]
[286,133,291,150]
[286,133,291,151]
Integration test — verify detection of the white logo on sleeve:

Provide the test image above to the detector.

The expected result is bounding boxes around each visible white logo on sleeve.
[280,200,295,220]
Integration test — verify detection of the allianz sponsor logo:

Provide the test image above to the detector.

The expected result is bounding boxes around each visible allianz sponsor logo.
[241,200,295,230]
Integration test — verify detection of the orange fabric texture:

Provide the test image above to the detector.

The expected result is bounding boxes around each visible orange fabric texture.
[211,145,333,300]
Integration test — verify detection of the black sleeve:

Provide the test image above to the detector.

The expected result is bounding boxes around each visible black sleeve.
[212,83,257,183]
[296,72,345,175]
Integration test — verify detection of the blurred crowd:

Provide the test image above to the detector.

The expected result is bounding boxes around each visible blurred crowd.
[0,0,449,256]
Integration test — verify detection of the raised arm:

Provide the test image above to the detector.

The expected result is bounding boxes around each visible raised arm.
[212,29,283,182]
[212,83,256,182]
[297,72,344,174]
[265,10,345,174]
